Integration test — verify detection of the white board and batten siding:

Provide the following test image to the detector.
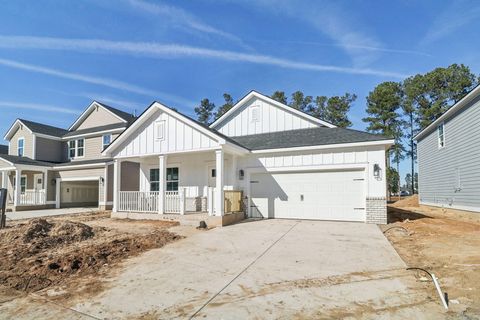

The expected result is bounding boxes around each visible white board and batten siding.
[114,110,220,158]
[215,97,320,137]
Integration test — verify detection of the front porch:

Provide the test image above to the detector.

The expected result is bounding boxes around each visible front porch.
[1,167,53,211]
[112,149,245,223]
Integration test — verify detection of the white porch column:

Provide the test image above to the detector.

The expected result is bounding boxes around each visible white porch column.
[43,170,48,205]
[215,149,224,216]
[1,171,7,189]
[158,155,167,214]
[113,159,121,212]
[103,165,109,208]
[14,169,21,207]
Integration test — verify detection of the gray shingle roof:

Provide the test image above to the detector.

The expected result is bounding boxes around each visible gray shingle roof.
[18,119,69,137]
[230,127,391,151]
[95,102,136,125]
[63,123,127,137]
[0,155,53,167]
[0,144,7,154]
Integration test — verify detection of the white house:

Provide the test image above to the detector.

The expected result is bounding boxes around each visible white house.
[103,91,393,224]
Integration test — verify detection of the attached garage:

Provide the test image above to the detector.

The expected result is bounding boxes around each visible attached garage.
[60,180,99,208]
[250,169,366,222]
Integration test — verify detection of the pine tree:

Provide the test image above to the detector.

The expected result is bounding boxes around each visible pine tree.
[271,91,288,104]
[214,93,234,120]
[194,98,216,124]
[312,93,356,127]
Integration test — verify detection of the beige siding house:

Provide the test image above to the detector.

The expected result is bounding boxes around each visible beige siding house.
[0,101,136,211]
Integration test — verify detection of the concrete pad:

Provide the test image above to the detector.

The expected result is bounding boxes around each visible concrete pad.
[73,219,445,319]
[6,207,98,221]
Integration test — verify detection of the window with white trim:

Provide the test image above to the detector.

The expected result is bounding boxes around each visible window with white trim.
[155,120,165,140]
[102,134,112,149]
[68,138,85,158]
[150,169,159,191]
[17,138,24,157]
[438,122,445,149]
[166,167,179,191]
[13,176,27,193]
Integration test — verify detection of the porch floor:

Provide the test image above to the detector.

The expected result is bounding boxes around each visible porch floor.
[111,211,210,227]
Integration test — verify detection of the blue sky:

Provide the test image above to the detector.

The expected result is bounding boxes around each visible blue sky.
[1,0,479,180]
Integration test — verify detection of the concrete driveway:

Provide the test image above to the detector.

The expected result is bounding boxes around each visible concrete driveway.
[72,219,443,319]
[6,207,98,221]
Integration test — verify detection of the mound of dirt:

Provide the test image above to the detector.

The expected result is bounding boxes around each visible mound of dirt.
[390,195,419,208]
[0,217,181,293]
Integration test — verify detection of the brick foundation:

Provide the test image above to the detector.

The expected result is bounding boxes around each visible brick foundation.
[366,197,387,224]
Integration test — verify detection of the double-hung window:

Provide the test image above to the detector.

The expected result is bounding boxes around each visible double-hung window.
[17,138,24,157]
[102,134,112,149]
[149,167,179,192]
[68,138,85,158]
[166,168,179,191]
[438,123,445,149]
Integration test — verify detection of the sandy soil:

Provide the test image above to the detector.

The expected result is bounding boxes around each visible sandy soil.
[384,195,480,319]
[0,212,181,305]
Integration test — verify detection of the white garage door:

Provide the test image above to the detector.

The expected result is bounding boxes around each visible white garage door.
[60,181,99,208]
[250,170,366,222]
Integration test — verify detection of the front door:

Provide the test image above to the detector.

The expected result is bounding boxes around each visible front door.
[34,174,43,190]
[207,165,216,187]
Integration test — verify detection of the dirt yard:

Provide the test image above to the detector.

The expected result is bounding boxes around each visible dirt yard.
[384,195,480,318]
[0,211,182,305]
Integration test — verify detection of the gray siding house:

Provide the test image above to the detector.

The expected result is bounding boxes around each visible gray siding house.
[415,85,480,212]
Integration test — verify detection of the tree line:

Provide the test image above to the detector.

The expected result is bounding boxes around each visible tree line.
[194,64,479,195]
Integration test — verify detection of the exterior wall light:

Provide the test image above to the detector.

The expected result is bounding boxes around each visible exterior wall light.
[373,164,381,178]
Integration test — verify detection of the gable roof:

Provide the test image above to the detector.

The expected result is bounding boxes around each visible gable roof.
[103,101,249,155]
[0,144,8,154]
[229,127,392,151]
[68,101,135,131]
[414,83,480,141]
[4,119,68,140]
[210,90,336,129]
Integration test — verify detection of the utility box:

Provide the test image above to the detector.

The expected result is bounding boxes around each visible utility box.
[0,188,7,228]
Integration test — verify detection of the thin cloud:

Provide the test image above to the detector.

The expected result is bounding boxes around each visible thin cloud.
[0,101,79,114]
[0,57,194,107]
[250,39,432,57]
[0,36,409,78]
[126,0,249,49]
[422,1,480,45]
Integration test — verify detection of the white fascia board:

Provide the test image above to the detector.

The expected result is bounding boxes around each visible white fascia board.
[0,166,16,171]
[210,91,336,129]
[52,162,109,170]
[68,101,128,131]
[4,119,33,140]
[415,85,480,141]
[62,127,125,140]
[16,164,53,171]
[103,102,245,156]
[250,139,395,154]
[35,133,63,141]
[266,163,368,173]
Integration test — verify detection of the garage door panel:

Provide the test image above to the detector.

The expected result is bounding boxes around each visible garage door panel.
[61,181,99,208]
[251,170,365,222]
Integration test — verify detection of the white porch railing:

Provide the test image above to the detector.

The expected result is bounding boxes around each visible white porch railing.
[118,191,159,213]
[19,190,46,206]
[165,191,181,214]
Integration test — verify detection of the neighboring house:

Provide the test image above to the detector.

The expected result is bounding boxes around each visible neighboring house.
[0,101,136,211]
[415,85,480,212]
[103,91,393,224]
[0,144,7,155]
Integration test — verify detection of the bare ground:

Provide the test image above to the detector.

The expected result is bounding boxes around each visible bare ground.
[0,212,182,306]
[384,195,480,319]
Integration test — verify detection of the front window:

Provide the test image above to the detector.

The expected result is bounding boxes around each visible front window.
[438,123,445,148]
[14,176,27,193]
[68,139,85,158]
[166,167,179,191]
[150,169,159,191]
[102,134,112,149]
[17,138,24,157]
